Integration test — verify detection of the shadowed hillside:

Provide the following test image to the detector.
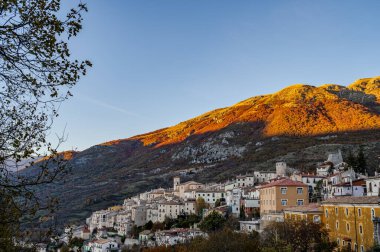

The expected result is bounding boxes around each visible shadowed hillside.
[21,76,380,227]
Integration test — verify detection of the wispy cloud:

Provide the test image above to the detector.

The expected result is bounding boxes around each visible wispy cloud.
[78,94,143,118]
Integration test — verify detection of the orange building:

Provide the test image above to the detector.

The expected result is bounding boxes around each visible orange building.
[322,196,380,252]
[259,178,309,219]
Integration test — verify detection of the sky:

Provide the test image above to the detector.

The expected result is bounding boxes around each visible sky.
[51,0,380,151]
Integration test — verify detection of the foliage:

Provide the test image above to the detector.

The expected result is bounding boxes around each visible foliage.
[261,219,336,252]
[195,197,208,217]
[144,220,153,230]
[130,225,143,239]
[347,147,368,174]
[240,204,246,220]
[184,228,260,252]
[151,222,165,232]
[69,237,84,248]
[172,213,200,228]
[0,0,91,248]
[198,211,226,232]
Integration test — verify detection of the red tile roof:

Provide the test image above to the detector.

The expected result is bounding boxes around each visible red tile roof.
[259,178,307,189]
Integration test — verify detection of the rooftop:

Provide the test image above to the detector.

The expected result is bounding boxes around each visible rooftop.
[322,196,380,205]
[259,178,307,189]
[284,203,321,213]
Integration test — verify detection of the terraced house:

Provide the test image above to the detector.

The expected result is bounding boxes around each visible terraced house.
[322,196,380,252]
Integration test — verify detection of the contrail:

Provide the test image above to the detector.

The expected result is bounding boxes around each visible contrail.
[78,94,143,118]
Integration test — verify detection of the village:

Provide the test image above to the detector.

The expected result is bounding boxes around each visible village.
[56,150,380,252]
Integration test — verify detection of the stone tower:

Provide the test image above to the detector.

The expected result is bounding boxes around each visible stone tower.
[173,176,180,191]
[276,162,287,176]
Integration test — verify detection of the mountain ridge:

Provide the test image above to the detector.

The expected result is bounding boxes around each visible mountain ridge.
[22,76,380,227]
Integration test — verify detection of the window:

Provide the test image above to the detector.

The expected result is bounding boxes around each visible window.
[281,187,287,194]
[346,223,350,231]
[335,207,338,215]
[281,199,287,206]
[346,208,349,216]
[297,200,304,206]
[337,238,340,245]
[313,215,321,223]
[361,245,364,252]
[359,224,363,234]
[372,208,376,218]
[325,209,328,218]
[336,221,339,230]
[358,208,362,217]
[297,188,303,194]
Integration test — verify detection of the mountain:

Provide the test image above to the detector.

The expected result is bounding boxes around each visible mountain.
[21,76,380,227]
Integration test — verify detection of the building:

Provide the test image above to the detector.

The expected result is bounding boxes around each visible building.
[239,220,260,233]
[253,171,277,183]
[322,196,380,252]
[290,173,325,199]
[236,174,255,187]
[195,189,225,207]
[259,178,309,215]
[283,203,322,223]
[366,176,380,196]
[331,179,366,197]
[84,239,118,252]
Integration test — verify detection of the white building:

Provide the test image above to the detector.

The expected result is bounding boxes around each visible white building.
[253,171,277,183]
[367,176,380,196]
[85,239,118,252]
[239,220,260,233]
[226,188,241,217]
[195,189,225,206]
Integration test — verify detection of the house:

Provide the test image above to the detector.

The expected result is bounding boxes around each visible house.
[84,239,118,252]
[258,178,309,224]
[195,189,225,207]
[225,188,241,217]
[290,173,325,199]
[331,179,366,197]
[253,171,277,183]
[236,174,255,187]
[322,196,380,252]
[172,177,204,199]
[157,199,185,222]
[259,178,309,214]
[242,198,260,218]
[139,230,153,244]
[239,219,260,233]
[154,228,206,246]
[81,226,91,240]
[283,203,322,223]
[366,176,380,196]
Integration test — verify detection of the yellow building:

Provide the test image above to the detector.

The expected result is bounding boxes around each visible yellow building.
[322,196,380,252]
[284,203,322,223]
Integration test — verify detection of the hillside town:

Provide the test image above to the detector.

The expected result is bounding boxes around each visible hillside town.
[41,150,380,252]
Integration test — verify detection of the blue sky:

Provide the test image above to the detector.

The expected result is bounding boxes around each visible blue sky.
[51,0,380,151]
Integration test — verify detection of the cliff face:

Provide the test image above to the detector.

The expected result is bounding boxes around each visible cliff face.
[21,76,380,226]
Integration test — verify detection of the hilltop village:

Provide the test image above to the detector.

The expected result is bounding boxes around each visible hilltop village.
[52,150,380,252]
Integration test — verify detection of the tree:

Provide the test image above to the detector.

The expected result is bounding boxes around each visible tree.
[240,204,246,220]
[0,0,91,248]
[195,197,208,217]
[356,146,367,174]
[261,219,336,251]
[184,228,260,252]
[198,211,226,232]
[346,150,357,170]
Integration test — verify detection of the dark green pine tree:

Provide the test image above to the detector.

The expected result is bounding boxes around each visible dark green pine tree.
[356,147,367,174]
[346,150,357,171]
